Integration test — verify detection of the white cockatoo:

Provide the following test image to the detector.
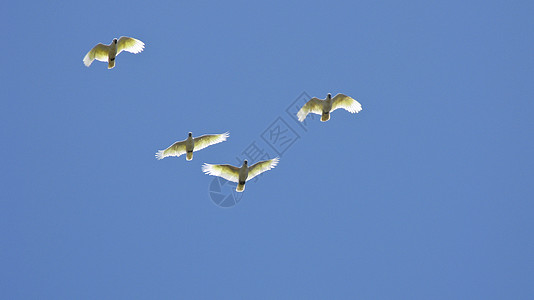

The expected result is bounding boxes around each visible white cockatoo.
[297,93,362,122]
[202,157,279,192]
[156,132,229,161]
[83,36,144,69]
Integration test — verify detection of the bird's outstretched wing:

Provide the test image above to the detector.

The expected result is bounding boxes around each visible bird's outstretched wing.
[247,157,279,181]
[297,97,324,122]
[83,43,110,67]
[117,37,145,55]
[155,140,186,160]
[331,94,362,114]
[193,132,229,152]
[202,164,240,183]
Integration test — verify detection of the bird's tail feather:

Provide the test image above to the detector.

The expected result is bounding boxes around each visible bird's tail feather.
[186,152,193,161]
[108,59,115,69]
[236,182,245,192]
[321,112,330,122]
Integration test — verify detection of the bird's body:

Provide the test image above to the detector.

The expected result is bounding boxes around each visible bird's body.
[236,162,249,192]
[107,40,118,69]
[83,36,144,69]
[202,158,279,192]
[297,93,362,122]
[155,132,229,161]
[321,96,333,121]
[184,135,194,161]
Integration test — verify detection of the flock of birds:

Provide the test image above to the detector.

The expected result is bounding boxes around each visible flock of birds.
[84,36,363,192]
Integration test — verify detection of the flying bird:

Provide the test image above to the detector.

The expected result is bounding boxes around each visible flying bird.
[297,93,362,122]
[83,36,145,69]
[202,158,279,192]
[155,132,229,161]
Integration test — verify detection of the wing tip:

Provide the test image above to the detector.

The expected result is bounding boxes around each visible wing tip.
[201,163,213,174]
[297,111,306,122]
[131,38,144,53]
[83,55,92,67]
[118,37,145,54]
[351,102,363,114]
[271,157,280,167]
[155,150,165,160]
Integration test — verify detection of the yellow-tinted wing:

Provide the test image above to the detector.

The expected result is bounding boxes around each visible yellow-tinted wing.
[83,43,110,67]
[202,164,240,183]
[247,157,279,181]
[117,36,145,55]
[297,97,324,122]
[155,140,186,160]
[331,93,362,114]
[193,132,229,152]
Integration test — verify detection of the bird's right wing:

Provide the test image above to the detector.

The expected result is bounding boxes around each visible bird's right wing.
[202,164,240,183]
[247,157,279,181]
[83,43,110,67]
[155,140,187,160]
[117,36,145,55]
[297,97,324,122]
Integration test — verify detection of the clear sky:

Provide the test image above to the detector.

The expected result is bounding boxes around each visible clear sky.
[1,0,533,298]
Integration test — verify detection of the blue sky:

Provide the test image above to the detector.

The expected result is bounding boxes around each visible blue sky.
[1,0,533,298]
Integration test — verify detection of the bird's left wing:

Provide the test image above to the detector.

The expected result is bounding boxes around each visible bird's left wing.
[247,157,279,181]
[202,163,240,183]
[331,94,362,114]
[193,132,229,152]
[83,43,110,67]
[117,36,145,55]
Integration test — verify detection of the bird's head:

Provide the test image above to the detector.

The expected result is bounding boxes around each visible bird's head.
[327,93,332,99]
[244,160,248,166]
[188,132,192,137]
[113,38,118,44]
